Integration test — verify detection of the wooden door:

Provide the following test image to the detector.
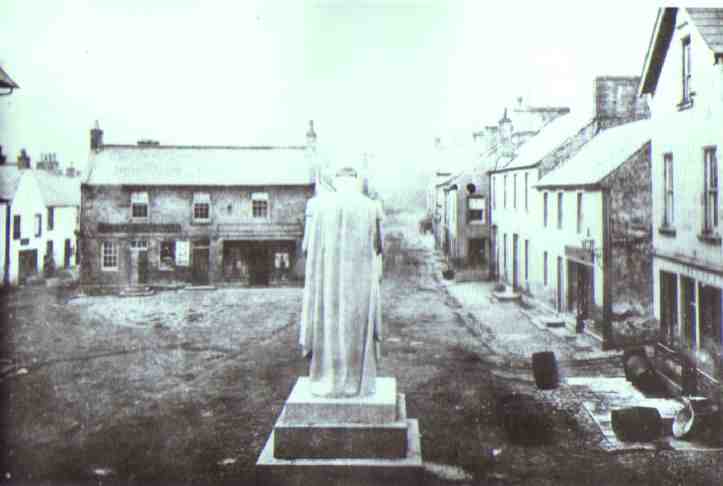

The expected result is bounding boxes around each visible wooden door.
[18,250,38,283]
[64,239,72,268]
[192,248,210,285]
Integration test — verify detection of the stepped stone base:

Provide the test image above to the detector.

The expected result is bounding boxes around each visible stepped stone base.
[283,376,397,424]
[256,419,423,486]
[255,377,423,485]
[275,394,409,459]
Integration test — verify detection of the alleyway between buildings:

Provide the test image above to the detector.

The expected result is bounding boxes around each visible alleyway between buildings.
[0,212,719,485]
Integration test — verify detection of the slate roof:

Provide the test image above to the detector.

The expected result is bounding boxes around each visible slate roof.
[535,120,651,189]
[0,66,18,89]
[491,112,594,173]
[35,171,81,207]
[85,145,314,186]
[688,8,723,53]
[0,165,22,200]
[640,8,723,94]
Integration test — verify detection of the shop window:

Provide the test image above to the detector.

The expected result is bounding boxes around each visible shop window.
[659,271,679,347]
[101,240,118,270]
[160,240,176,270]
[699,284,721,378]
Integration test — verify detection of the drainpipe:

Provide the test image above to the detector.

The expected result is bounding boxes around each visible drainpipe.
[3,201,10,286]
[601,188,614,350]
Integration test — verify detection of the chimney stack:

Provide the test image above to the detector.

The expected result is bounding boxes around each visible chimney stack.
[90,120,104,151]
[306,120,317,150]
[594,76,650,129]
[17,149,31,169]
[498,108,514,157]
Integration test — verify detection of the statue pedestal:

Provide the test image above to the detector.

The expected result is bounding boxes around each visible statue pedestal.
[256,377,423,486]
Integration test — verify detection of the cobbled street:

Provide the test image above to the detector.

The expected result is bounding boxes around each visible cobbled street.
[0,213,720,485]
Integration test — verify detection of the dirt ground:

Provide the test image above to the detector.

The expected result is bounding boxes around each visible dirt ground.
[0,211,720,485]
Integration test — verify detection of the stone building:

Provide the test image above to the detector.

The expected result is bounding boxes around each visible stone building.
[80,122,319,290]
[489,76,649,348]
[535,120,652,346]
[433,101,570,271]
[640,7,723,398]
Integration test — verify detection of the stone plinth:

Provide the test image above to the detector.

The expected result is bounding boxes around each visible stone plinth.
[283,376,397,424]
[274,394,409,459]
[256,419,423,486]
[256,376,423,486]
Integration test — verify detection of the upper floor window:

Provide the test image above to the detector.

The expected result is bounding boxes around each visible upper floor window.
[557,192,563,230]
[682,36,692,105]
[34,214,42,237]
[543,192,549,227]
[13,215,21,240]
[513,174,518,210]
[193,192,211,222]
[492,176,497,209]
[101,240,118,270]
[703,146,718,233]
[47,207,55,231]
[131,191,149,220]
[503,175,508,209]
[524,173,529,212]
[252,192,269,219]
[663,153,674,227]
[468,196,485,223]
[576,193,583,234]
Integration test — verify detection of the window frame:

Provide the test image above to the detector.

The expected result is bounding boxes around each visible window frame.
[557,192,563,230]
[681,36,692,105]
[663,152,675,228]
[576,192,583,234]
[159,240,177,271]
[252,192,270,219]
[192,192,211,223]
[12,215,21,240]
[467,196,485,224]
[524,172,529,212]
[503,175,508,209]
[130,191,149,221]
[703,146,718,234]
[101,240,119,271]
[513,173,517,210]
[543,192,549,227]
[34,214,42,238]
[543,251,548,287]
[47,207,55,231]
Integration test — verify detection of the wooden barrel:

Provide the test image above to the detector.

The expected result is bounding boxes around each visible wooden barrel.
[611,406,662,442]
[532,351,559,390]
[622,348,651,382]
[672,397,721,443]
[496,393,552,445]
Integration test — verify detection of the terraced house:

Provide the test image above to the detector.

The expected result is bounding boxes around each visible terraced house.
[640,7,723,399]
[80,122,321,290]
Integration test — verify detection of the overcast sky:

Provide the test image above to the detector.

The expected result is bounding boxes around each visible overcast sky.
[1,0,662,181]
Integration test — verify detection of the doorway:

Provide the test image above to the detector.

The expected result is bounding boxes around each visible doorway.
[64,238,72,268]
[18,250,38,283]
[568,261,593,320]
[192,243,210,285]
[248,244,270,286]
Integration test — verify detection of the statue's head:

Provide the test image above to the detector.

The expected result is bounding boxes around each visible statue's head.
[334,166,364,193]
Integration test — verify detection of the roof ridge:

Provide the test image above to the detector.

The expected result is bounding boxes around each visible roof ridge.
[101,144,307,150]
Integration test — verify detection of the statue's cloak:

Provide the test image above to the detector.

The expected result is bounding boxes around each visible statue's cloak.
[299,190,384,397]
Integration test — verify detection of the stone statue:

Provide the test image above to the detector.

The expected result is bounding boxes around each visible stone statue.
[299,168,384,398]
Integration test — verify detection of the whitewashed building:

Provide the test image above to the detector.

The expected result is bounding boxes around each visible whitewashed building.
[640,7,723,397]
[0,153,80,286]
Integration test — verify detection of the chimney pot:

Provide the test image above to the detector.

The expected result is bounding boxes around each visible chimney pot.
[90,121,104,151]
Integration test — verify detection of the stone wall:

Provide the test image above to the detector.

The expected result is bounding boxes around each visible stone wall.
[602,142,653,315]
[80,184,312,288]
[594,76,650,128]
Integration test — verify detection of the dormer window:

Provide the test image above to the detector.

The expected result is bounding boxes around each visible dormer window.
[681,36,693,106]
[131,191,149,220]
